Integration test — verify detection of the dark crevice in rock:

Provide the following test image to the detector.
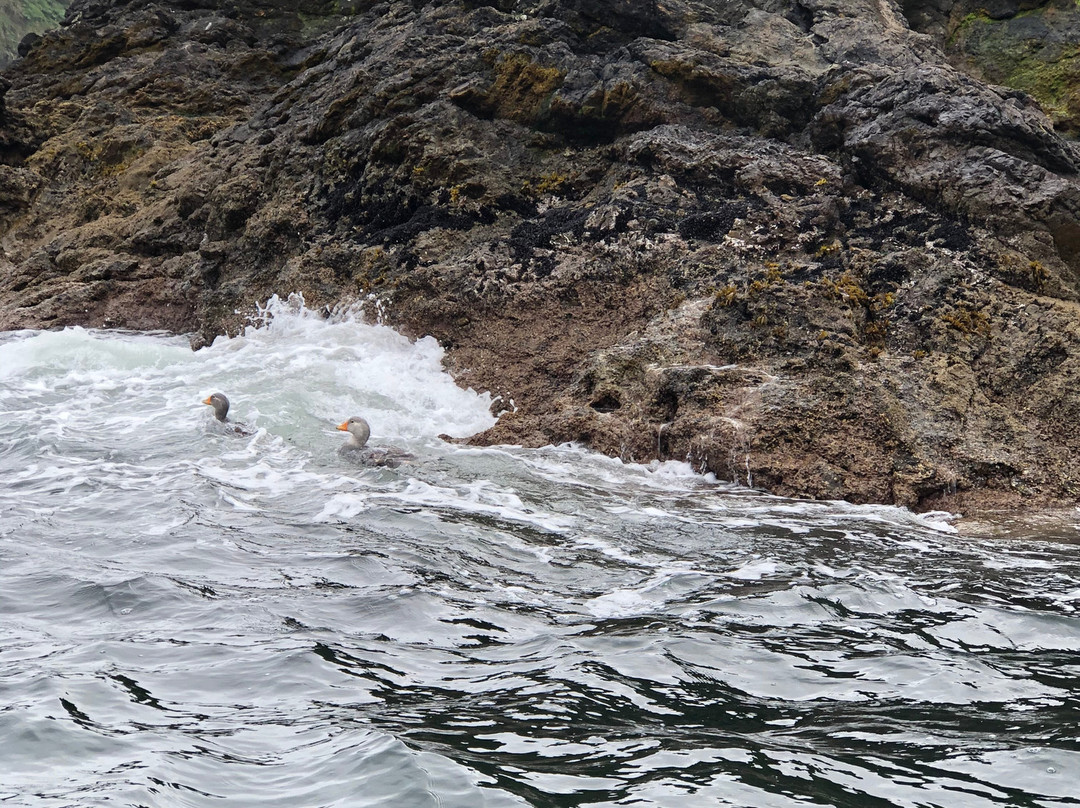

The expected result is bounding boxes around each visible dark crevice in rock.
[785,1,814,34]
[589,393,622,413]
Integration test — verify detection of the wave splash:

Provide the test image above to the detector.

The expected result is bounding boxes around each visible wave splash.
[3,296,1078,807]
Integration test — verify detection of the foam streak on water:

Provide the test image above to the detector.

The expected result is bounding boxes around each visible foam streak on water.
[1,297,1079,807]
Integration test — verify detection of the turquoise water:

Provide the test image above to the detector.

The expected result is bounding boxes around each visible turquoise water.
[1,297,1078,807]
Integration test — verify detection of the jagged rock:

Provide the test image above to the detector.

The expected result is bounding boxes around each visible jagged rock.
[3,0,1080,513]
[925,0,1080,136]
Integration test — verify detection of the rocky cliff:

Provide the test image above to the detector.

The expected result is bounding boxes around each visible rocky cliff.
[0,0,69,66]
[3,0,1080,513]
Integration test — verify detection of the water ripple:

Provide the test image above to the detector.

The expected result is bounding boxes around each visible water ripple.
[2,305,1079,806]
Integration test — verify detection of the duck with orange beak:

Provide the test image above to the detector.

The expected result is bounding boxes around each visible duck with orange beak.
[336,415,411,467]
[202,393,255,436]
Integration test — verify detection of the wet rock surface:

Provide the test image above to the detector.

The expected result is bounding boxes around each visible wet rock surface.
[925,0,1080,137]
[3,0,1080,512]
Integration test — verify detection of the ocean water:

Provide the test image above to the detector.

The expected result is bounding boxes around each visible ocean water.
[1,296,1078,807]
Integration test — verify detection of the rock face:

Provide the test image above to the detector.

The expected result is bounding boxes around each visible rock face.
[928,0,1080,137]
[0,0,69,67]
[3,0,1080,512]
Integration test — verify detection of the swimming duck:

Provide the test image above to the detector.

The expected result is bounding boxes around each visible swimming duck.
[337,416,412,467]
[202,393,255,436]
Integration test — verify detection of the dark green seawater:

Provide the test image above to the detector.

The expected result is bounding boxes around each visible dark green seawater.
[2,298,1078,807]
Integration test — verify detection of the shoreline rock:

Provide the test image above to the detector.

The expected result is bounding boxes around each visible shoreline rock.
[2,0,1080,513]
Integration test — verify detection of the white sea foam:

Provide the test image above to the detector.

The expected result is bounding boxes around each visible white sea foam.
[583,569,708,619]
[724,558,782,580]
[188,294,497,445]
[584,588,659,618]
[3,298,1080,808]
[316,477,577,534]
[0,294,1040,557]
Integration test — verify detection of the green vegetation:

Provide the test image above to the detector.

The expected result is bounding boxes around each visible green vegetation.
[0,0,69,66]
[948,5,1080,135]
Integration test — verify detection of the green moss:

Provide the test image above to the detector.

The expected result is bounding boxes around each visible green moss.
[0,0,69,66]
[21,0,65,25]
[948,5,1080,134]
[947,10,994,49]
[1000,50,1077,122]
[296,3,363,38]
